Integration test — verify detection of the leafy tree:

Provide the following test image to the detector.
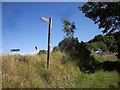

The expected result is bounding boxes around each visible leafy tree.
[87,41,107,52]
[79,2,120,58]
[109,44,118,53]
[62,18,76,37]
[88,34,103,43]
[103,35,116,50]
[79,2,120,33]
[60,18,95,72]
[58,37,79,56]
[58,37,91,60]
[87,34,117,52]
[93,34,104,42]
[114,31,120,58]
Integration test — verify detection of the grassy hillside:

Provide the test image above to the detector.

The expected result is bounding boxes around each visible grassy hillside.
[2,51,120,88]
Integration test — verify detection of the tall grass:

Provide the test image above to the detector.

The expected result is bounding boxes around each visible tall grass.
[2,52,119,88]
[74,70,119,88]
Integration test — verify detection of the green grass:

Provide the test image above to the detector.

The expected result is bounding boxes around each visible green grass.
[74,70,119,88]
[2,51,120,88]
[93,52,118,62]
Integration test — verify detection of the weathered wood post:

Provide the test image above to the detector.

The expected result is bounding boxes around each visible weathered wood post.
[40,17,52,68]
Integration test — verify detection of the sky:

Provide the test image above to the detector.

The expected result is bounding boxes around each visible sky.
[0,2,2,55]
[2,2,103,55]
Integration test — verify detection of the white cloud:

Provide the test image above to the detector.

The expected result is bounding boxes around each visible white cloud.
[19,50,39,55]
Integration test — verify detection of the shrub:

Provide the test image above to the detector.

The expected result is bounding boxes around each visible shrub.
[38,50,47,55]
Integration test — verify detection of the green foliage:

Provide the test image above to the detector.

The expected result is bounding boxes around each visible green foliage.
[58,37,79,54]
[87,41,107,52]
[104,35,116,49]
[79,2,120,58]
[38,50,47,55]
[114,31,120,58]
[93,34,104,42]
[58,37,94,73]
[62,18,76,37]
[52,46,59,52]
[87,34,117,53]
[58,37,90,61]
[74,71,118,88]
[79,2,120,33]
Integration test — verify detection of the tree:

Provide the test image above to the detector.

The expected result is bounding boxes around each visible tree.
[58,37,91,60]
[87,34,117,52]
[114,31,120,58]
[62,18,76,37]
[79,2,120,58]
[58,37,79,54]
[79,2,120,33]
[93,34,104,42]
[103,35,116,50]
[87,41,107,52]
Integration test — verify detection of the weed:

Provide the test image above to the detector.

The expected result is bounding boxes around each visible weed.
[2,51,119,88]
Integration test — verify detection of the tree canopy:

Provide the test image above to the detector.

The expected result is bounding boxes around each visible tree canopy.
[79,2,120,33]
[61,18,76,37]
[87,34,117,52]
[79,2,120,58]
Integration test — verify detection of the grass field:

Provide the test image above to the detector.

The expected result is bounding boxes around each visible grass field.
[2,51,120,88]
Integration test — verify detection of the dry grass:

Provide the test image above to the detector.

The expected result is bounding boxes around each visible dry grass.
[2,52,119,88]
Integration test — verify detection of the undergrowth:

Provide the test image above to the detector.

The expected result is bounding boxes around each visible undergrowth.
[2,51,119,88]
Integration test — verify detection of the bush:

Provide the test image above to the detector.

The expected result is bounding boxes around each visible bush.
[58,37,91,63]
[58,37,78,59]
[38,50,47,55]
[52,46,59,52]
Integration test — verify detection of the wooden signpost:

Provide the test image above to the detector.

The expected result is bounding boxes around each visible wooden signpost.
[40,17,52,68]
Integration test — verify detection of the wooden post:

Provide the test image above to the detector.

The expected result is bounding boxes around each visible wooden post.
[40,17,52,68]
[47,18,52,68]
